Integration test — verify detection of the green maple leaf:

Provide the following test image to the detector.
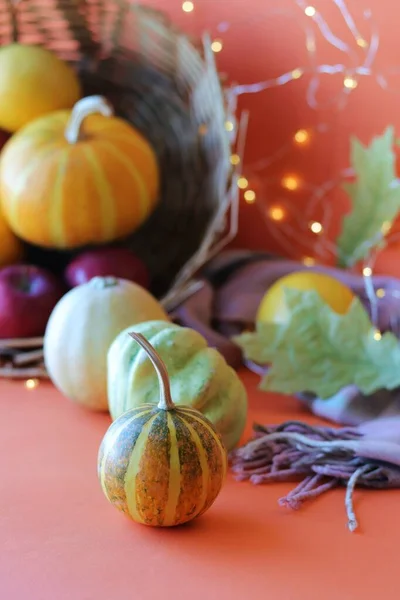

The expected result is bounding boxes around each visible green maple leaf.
[337,127,400,268]
[234,288,400,399]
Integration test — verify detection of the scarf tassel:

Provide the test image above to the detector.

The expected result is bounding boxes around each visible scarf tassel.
[230,421,397,532]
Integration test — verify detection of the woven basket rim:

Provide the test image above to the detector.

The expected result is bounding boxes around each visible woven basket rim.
[0,1,246,376]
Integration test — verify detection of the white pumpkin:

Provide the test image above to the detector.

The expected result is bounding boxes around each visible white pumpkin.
[43,276,169,411]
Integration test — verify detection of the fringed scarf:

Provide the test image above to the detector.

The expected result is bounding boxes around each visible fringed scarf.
[172,251,400,530]
[230,419,400,532]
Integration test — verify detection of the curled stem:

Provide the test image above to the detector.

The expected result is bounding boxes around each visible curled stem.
[128,332,175,411]
[65,95,114,144]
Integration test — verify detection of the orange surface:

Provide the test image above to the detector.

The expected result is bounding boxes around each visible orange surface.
[1,369,399,600]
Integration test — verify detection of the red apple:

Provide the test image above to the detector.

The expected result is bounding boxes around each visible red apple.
[65,247,150,289]
[0,265,65,339]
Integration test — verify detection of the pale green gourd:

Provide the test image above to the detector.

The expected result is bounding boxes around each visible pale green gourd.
[107,320,248,451]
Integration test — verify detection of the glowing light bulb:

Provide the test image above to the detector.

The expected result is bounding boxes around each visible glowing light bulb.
[182,1,194,12]
[244,190,256,203]
[304,6,316,17]
[268,206,286,221]
[225,120,234,132]
[282,175,299,191]
[294,129,309,145]
[302,256,315,266]
[310,221,323,234]
[373,330,382,341]
[363,267,372,277]
[211,39,223,53]
[357,38,368,48]
[344,76,358,89]
[291,68,303,80]
[230,154,240,166]
[237,176,249,189]
[25,378,39,390]
[376,288,386,298]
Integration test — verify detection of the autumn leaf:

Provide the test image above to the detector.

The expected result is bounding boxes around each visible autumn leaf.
[337,127,400,268]
[234,288,400,399]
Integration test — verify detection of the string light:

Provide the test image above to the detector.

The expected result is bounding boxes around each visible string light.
[213,0,399,274]
[376,288,386,298]
[225,120,234,132]
[244,190,256,203]
[268,206,286,221]
[291,68,303,80]
[343,76,358,89]
[294,129,309,145]
[363,267,373,277]
[230,154,241,166]
[304,6,316,17]
[182,1,194,12]
[226,0,390,115]
[211,39,223,53]
[282,175,299,191]
[25,378,39,390]
[237,176,249,189]
[302,256,316,266]
[310,221,323,234]
[373,330,382,341]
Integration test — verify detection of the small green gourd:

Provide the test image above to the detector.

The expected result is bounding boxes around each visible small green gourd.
[107,320,248,451]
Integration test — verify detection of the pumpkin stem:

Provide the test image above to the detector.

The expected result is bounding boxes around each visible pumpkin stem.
[128,332,175,411]
[65,96,114,144]
[90,276,119,289]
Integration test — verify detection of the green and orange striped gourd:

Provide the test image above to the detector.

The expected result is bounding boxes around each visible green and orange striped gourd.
[0,95,159,249]
[98,332,227,527]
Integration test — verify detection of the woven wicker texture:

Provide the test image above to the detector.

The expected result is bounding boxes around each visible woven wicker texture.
[0,0,235,301]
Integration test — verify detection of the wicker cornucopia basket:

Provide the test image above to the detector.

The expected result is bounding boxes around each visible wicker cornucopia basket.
[0,1,245,377]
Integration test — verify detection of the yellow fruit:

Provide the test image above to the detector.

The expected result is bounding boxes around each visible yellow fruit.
[257,271,355,323]
[0,44,81,132]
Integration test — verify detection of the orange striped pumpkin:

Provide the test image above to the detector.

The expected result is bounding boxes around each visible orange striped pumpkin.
[0,96,159,249]
[98,333,227,527]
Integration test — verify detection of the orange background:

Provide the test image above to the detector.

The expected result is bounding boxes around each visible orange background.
[3,372,400,600]
[148,0,400,277]
[3,2,400,598]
